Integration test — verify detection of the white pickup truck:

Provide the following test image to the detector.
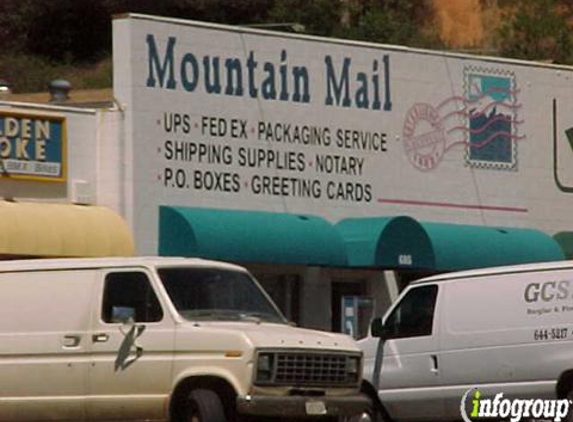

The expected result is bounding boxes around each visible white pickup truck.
[0,257,369,422]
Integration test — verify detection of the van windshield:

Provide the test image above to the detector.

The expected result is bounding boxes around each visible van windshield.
[157,267,287,324]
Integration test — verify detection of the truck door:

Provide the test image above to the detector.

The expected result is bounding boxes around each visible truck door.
[87,269,175,421]
[375,284,443,421]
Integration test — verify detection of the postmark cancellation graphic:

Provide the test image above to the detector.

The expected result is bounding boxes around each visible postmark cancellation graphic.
[402,67,523,171]
[402,103,446,171]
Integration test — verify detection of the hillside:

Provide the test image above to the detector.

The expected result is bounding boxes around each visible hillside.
[0,0,570,94]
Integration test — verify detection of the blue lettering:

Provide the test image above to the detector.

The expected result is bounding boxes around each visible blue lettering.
[181,53,199,92]
[203,56,221,94]
[225,58,244,96]
[261,62,276,100]
[325,56,351,107]
[279,50,289,101]
[292,66,310,103]
[355,72,369,109]
[146,34,176,89]
[371,60,381,110]
[246,51,258,98]
[383,54,392,111]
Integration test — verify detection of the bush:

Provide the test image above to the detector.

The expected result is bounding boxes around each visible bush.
[497,0,573,64]
[0,53,111,93]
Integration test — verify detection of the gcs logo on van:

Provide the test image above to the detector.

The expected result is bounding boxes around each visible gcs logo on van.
[524,280,572,303]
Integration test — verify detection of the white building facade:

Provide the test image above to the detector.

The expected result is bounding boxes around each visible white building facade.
[2,13,573,334]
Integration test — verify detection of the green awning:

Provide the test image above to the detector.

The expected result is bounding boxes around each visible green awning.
[420,222,565,271]
[335,216,435,269]
[159,206,347,266]
[336,216,565,271]
[554,232,573,259]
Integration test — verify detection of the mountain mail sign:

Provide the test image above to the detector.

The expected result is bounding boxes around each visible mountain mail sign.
[0,111,66,182]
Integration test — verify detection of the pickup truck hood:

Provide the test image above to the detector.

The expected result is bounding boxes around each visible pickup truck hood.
[185,321,360,352]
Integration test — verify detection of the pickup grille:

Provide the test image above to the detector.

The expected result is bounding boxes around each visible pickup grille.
[255,351,360,387]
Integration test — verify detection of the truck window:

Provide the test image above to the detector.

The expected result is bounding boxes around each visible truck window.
[102,272,163,323]
[384,285,438,339]
[157,267,287,324]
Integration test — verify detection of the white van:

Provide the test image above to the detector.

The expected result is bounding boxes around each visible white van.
[0,257,369,422]
[358,260,573,422]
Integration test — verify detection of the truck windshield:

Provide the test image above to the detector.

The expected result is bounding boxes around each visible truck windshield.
[157,267,287,323]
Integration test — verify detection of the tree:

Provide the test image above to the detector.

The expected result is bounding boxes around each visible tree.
[338,0,441,48]
[267,0,441,48]
[0,0,37,53]
[497,0,573,64]
[104,0,274,26]
[24,0,111,63]
[0,0,445,92]
[268,0,343,37]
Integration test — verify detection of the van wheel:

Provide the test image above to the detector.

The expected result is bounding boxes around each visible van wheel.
[186,389,227,422]
[340,409,383,422]
[566,390,573,422]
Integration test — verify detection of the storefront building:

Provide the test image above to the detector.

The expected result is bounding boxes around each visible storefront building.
[0,104,134,259]
[2,13,573,335]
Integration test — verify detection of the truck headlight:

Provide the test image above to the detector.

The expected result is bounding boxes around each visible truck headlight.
[256,352,274,382]
[347,356,360,383]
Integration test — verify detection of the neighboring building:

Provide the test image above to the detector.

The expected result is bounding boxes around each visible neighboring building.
[0,96,134,260]
[2,13,573,335]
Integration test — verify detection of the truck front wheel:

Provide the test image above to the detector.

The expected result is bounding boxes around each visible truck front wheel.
[566,389,573,422]
[186,389,227,422]
[339,410,380,422]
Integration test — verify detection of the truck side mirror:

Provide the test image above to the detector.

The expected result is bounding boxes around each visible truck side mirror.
[370,317,387,338]
[112,306,136,324]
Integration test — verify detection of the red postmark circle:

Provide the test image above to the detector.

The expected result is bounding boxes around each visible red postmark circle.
[402,103,446,171]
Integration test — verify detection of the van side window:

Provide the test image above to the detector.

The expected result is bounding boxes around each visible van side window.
[384,285,438,338]
[102,272,163,323]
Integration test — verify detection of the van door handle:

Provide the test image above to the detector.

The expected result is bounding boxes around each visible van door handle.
[62,335,81,348]
[92,333,110,343]
[430,354,439,374]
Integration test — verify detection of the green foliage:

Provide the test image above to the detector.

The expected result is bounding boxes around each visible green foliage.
[25,0,111,63]
[0,0,443,92]
[0,0,111,63]
[0,53,112,93]
[497,0,573,63]
[104,0,274,26]
[0,54,64,93]
[267,0,440,48]
[338,0,442,48]
[78,58,113,89]
[268,0,343,37]
[0,0,36,52]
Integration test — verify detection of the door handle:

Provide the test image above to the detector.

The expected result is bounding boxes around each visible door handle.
[62,335,81,348]
[92,333,110,343]
[430,354,439,374]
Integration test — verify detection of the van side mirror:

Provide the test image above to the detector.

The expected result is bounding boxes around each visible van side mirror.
[112,306,135,324]
[371,317,387,338]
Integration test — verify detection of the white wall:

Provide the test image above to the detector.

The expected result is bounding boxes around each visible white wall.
[112,14,573,256]
[0,102,99,204]
[96,108,127,216]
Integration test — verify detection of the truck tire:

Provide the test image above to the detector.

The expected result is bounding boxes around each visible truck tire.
[340,409,383,422]
[566,389,573,422]
[186,389,227,422]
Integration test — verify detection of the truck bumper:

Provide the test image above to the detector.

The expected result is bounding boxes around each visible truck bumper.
[236,393,371,417]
